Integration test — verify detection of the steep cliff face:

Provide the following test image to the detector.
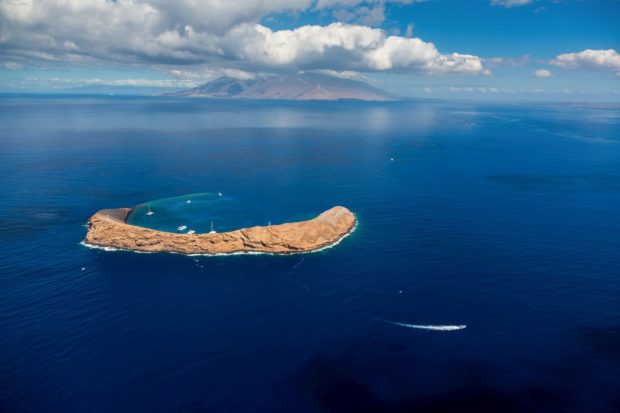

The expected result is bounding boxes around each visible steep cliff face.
[84,206,356,255]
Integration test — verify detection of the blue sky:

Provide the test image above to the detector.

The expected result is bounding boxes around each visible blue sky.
[0,0,619,100]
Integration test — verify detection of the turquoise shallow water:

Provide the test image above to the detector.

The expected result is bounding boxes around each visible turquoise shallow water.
[1,95,620,412]
[129,192,259,234]
[127,192,315,234]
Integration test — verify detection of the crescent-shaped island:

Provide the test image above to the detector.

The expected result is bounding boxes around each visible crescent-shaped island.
[83,205,356,255]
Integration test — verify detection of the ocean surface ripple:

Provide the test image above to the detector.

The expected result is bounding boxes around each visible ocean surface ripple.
[1,96,620,413]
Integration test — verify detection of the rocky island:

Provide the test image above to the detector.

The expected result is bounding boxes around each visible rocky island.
[84,206,356,255]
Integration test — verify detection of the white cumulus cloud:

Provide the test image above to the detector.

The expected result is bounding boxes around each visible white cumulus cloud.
[533,69,552,78]
[1,61,23,69]
[551,49,620,75]
[490,0,533,8]
[0,1,487,76]
[227,23,486,74]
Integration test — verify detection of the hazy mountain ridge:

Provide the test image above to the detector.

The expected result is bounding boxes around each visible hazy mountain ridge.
[169,73,397,101]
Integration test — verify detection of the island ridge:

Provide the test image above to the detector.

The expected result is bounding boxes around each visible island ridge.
[84,206,356,255]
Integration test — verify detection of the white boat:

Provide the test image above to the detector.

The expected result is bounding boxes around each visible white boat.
[218,192,223,197]
[146,205,154,216]
[187,229,196,235]
[187,200,191,204]
[208,221,216,234]
[177,225,187,231]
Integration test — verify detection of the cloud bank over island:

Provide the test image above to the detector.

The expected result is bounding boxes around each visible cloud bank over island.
[0,0,485,76]
[0,0,618,99]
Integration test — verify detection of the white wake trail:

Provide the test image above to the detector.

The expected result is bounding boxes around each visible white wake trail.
[377,318,466,331]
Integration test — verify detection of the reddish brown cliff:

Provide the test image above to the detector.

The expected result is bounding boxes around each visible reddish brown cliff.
[84,206,356,255]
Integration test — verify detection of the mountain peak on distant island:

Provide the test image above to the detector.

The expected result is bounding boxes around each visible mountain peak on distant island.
[168,73,398,101]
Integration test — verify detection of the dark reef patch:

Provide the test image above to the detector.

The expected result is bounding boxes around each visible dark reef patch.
[577,325,620,363]
[290,355,573,413]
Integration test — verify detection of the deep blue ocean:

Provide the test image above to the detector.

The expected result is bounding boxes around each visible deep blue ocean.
[1,95,620,413]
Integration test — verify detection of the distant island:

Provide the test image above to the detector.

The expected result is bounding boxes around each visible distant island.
[168,73,397,101]
[84,205,356,255]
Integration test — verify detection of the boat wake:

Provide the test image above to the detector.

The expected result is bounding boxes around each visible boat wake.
[376,318,466,331]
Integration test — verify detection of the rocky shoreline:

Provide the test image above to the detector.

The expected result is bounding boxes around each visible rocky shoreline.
[83,206,356,255]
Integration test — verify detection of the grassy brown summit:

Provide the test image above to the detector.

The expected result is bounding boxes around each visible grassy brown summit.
[84,206,356,255]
